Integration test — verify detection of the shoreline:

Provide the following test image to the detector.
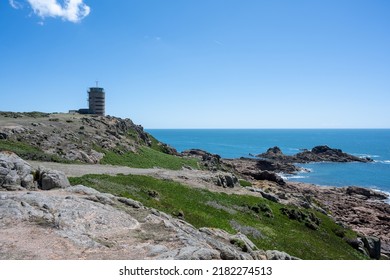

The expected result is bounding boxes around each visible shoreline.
[219,155,390,258]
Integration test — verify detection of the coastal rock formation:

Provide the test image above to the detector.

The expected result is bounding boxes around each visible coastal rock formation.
[277,182,390,258]
[258,145,373,163]
[223,158,287,186]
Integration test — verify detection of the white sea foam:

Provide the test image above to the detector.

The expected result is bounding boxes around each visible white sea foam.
[354,153,380,158]
[287,175,308,180]
[280,174,308,180]
[374,160,390,164]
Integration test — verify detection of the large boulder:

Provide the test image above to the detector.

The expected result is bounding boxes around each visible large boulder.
[0,151,36,190]
[346,186,388,200]
[37,168,70,190]
[244,170,286,186]
[213,173,239,188]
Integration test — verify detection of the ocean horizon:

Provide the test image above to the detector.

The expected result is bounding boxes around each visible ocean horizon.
[147,129,390,196]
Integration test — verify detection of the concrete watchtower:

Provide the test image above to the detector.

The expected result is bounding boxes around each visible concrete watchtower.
[88,84,105,116]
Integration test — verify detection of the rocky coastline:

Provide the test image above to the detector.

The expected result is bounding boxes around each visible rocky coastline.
[1,112,389,259]
[190,148,389,259]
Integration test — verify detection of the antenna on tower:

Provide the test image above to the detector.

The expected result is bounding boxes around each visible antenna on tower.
[96,81,99,87]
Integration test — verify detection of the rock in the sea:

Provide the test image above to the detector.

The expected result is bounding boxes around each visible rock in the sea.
[258,145,373,163]
[0,151,36,190]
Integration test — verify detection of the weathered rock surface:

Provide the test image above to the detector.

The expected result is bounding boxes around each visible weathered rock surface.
[0,151,69,191]
[0,153,299,260]
[258,145,373,163]
[0,151,36,191]
[224,157,302,175]
[181,149,222,171]
[276,182,390,257]
[37,167,70,190]
[0,185,298,260]
[213,172,239,188]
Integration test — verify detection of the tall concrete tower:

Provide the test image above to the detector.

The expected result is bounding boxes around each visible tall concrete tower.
[88,85,105,116]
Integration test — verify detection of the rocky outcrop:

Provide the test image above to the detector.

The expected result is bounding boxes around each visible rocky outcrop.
[0,112,176,164]
[223,158,290,186]
[258,145,373,163]
[0,184,298,260]
[213,172,239,188]
[181,149,222,171]
[255,159,301,174]
[362,236,381,259]
[36,167,70,190]
[0,151,36,190]
[278,182,390,258]
[346,186,389,200]
[0,151,69,191]
[244,170,286,186]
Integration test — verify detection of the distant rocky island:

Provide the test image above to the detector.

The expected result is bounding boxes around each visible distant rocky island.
[1,111,389,260]
[258,145,373,164]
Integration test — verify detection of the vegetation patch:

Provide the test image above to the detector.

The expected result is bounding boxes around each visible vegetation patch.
[0,140,73,163]
[280,207,321,230]
[239,179,252,187]
[69,173,367,260]
[100,146,199,170]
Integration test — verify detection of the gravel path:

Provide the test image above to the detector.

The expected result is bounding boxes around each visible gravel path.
[27,161,161,177]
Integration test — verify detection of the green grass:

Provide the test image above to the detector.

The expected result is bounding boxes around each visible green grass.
[69,174,367,260]
[0,140,71,163]
[100,146,199,170]
[239,179,252,187]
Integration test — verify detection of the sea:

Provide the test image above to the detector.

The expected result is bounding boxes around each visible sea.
[147,129,390,196]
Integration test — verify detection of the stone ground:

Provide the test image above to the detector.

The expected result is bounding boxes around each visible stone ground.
[0,186,275,260]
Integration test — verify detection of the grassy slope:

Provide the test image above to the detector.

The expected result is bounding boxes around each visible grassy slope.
[69,174,366,260]
[0,138,199,169]
[100,147,199,170]
[0,140,72,163]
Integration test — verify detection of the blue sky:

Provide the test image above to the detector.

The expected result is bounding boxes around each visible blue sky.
[1,0,389,128]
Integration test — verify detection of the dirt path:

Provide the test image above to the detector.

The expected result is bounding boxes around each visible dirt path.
[28,161,162,177]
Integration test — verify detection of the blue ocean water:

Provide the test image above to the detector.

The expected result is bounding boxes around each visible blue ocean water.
[147,129,390,193]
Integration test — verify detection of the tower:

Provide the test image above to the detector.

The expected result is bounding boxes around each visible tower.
[88,85,105,116]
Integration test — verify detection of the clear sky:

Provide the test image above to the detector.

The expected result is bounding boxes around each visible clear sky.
[1,0,389,128]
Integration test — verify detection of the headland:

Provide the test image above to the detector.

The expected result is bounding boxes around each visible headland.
[1,112,388,260]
